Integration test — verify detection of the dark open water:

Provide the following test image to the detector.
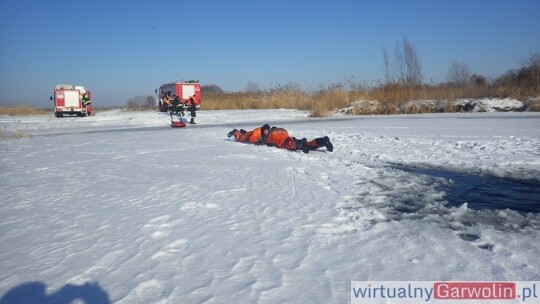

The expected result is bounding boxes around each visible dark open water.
[395,166,540,213]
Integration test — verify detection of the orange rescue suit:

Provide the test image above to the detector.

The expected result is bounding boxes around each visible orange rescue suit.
[233,127,264,144]
[264,128,297,150]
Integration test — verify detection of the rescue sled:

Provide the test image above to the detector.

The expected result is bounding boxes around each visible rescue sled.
[171,120,187,128]
[170,114,187,128]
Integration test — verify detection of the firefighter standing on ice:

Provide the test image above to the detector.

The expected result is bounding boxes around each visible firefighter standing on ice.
[81,92,91,106]
[188,95,197,124]
[163,94,172,111]
[172,95,184,116]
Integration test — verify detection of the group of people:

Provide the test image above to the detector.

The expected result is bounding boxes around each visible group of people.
[227,124,333,154]
[161,95,334,153]
[162,94,197,124]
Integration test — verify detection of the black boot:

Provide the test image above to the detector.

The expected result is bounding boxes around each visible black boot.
[190,118,196,124]
[302,138,309,154]
[228,129,238,138]
[324,136,333,152]
[296,138,309,154]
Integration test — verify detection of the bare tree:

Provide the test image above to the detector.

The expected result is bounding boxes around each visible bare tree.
[245,81,260,93]
[520,53,540,93]
[470,74,487,87]
[393,37,422,85]
[447,61,471,86]
[145,96,155,108]
[126,95,154,110]
[202,84,224,94]
[394,42,405,84]
[382,47,391,84]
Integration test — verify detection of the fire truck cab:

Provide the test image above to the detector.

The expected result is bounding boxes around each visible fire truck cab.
[156,80,201,112]
[50,85,93,117]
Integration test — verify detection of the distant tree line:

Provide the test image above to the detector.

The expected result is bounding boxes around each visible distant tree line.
[126,96,155,110]
[201,84,224,94]
[382,37,539,94]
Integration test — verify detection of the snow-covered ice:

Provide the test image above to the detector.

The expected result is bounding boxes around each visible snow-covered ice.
[1,106,539,303]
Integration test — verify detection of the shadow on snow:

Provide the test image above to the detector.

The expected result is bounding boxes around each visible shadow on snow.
[0,281,110,304]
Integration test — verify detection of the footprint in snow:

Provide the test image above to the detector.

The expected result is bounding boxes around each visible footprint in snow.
[181,202,219,211]
[151,239,189,260]
[67,249,124,284]
[142,216,172,240]
[116,279,165,304]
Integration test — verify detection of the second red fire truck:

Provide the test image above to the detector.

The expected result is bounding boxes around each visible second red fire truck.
[156,80,201,112]
[50,85,93,117]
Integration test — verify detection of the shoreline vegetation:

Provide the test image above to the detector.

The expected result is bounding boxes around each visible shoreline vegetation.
[2,83,539,117]
[200,82,540,116]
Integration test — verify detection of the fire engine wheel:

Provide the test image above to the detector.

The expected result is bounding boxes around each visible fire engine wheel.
[55,113,63,118]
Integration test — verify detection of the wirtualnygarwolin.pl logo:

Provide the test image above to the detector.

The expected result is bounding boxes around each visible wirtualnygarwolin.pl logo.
[351,281,539,304]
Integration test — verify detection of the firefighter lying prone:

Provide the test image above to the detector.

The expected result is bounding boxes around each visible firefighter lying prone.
[227,124,333,154]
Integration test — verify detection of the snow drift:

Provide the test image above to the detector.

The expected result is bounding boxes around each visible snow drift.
[1,106,539,303]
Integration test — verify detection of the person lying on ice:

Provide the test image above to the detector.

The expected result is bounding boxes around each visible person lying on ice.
[263,126,333,153]
[228,124,270,144]
[227,125,333,154]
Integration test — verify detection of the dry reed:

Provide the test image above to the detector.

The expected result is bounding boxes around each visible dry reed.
[0,105,48,116]
[2,82,538,118]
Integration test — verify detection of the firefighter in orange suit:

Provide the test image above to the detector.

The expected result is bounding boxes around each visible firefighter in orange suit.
[228,124,270,144]
[263,127,309,153]
[265,127,333,153]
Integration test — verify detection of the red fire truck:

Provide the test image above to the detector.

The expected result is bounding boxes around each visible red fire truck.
[156,80,201,112]
[50,85,94,117]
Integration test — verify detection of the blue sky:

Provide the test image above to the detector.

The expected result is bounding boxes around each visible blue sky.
[1,0,539,107]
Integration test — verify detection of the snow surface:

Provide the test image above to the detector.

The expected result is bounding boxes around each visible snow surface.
[1,106,539,303]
